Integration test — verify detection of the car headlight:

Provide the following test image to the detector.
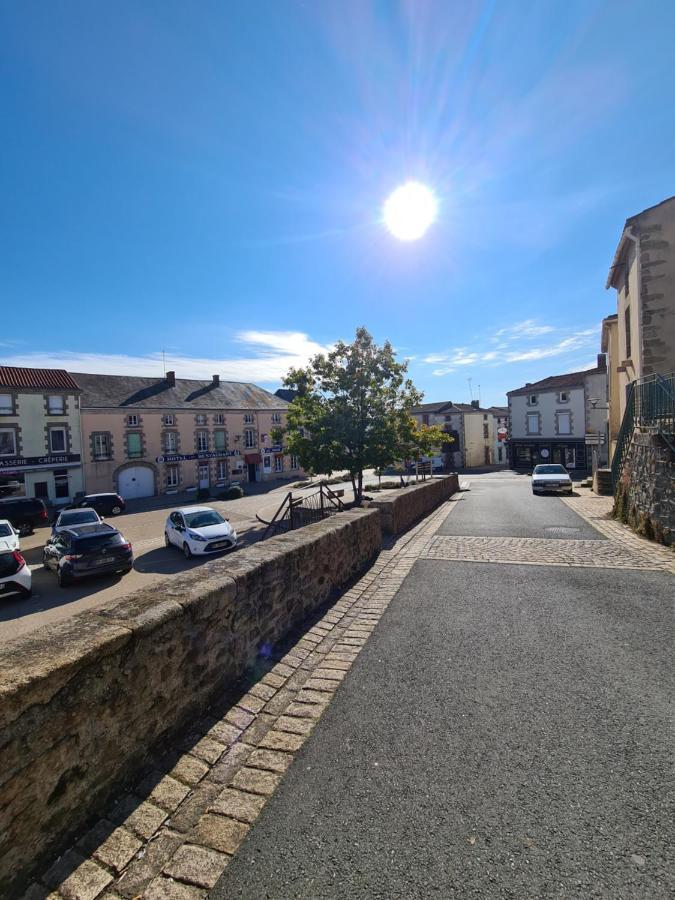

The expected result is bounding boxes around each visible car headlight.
[188,531,208,541]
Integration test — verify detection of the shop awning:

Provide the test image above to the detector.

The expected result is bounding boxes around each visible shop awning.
[244,453,262,464]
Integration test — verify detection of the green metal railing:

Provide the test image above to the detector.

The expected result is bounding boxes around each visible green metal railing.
[611,373,675,489]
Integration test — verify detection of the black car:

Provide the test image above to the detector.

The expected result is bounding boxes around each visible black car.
[43,523,133,587]
[0,497,49,534]
[66,493,126,516]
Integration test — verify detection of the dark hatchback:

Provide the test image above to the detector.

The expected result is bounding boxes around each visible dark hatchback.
[66,493,126,516]
[0,497,49,533]
[43,523,133,587]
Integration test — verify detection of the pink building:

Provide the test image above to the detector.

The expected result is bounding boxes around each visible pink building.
[74,371,301,499]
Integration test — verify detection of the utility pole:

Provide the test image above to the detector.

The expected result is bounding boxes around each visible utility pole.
[467,377,473,401]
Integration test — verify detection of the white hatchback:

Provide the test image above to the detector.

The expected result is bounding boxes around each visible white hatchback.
[165,506,238,559]
[531,464,573,494]
[0,519,31,598]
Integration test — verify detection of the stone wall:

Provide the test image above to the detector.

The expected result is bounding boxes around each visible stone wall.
[0,508,381,895]
[615,432,674,545]
[366,474,459,535]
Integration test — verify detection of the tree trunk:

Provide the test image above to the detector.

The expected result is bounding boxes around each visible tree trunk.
[356,469,363,506]
[350,473,357,504]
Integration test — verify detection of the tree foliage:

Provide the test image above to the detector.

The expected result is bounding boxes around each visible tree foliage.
[277,327,451,504]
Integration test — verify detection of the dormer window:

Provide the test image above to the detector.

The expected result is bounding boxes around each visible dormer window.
[527,395,538,406]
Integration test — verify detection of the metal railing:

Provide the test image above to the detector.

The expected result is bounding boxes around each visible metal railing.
[257,482,345,540]
[611,372,675,489]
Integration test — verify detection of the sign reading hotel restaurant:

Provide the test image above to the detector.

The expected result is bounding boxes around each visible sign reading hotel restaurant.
[155,450,241,464]
[0,453,82,470]
[262,445,283,453]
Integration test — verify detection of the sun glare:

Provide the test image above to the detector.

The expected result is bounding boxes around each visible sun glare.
[383,181,438,241]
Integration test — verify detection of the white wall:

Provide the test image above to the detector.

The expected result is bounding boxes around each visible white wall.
[509,387,585,439]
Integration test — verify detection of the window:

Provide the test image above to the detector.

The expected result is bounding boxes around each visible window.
[167,465,179,487]
[263,454,271,469]
[0,428,17,456]
[127,432,143,458]
[196,414,207,425]
[526,413,540,435]
[290,454,299,470]
[557,412,572,435]
[47,395,65,415]
[483,424,489,439]
[244,413,254,424]
[54,468,69,499]
[527,395,538,406]
[497,447,503,463]
[164,414,175,426]
[213,413,224,425]
[274,455,283,473]
[271,412,281,424]
[422,414,430,426]
[164,432,178,452]
[244,429,256,448]
[216,460,228,480]
[623,262,630,296]
[483,414,488,421]
[558,392,569,403]
[625,306,632,358]
[127,414,139,427]
[197,431,209,451]
[49,427,67,453]
[0,394,12,415]
[92,433,111,460]
[214,430,226,451]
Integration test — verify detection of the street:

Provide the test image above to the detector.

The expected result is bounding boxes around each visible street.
[211,471,674,898]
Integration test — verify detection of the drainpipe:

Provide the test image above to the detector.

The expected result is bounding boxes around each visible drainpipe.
[624,228,643,379]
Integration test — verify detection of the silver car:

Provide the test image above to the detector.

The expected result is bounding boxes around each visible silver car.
[531,464,573,494]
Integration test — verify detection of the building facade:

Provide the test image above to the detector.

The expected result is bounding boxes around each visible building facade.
[507,359,608,470]
[0,366,84,504]
[411,401,505,468]
[487,405,510,466]
[75,371,301,499]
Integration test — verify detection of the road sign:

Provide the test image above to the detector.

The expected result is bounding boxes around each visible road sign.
[585,434,606,445]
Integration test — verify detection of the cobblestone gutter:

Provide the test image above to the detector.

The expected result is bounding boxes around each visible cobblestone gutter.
[0,508,381,897]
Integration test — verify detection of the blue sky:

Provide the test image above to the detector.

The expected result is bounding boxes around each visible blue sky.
[1,0,674,406]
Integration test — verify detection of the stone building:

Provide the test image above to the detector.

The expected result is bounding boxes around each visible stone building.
[0,366,84,504]
[74,371,301,500]
[507,358,608,470]
[410,401,503,468]
[487,405,510,466]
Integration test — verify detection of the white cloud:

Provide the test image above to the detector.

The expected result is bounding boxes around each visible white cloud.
[432,367,455,377]
[0,331,332,384]
[503,330,598,363]
[494,319,556,341]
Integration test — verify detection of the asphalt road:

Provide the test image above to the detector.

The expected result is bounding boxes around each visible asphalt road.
[212,482,674,898]
[439,472,604,540]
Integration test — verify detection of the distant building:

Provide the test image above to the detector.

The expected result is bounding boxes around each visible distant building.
[74,371,301,499]
[0,366,84,504]
[410,400,504,468]
[486,405,510,466]
[507,358,608,470]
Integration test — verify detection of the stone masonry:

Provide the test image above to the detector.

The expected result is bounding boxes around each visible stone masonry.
[616,431,674,545]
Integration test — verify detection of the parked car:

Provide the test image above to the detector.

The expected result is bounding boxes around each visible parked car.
[531,464,573,495]
[52,508,102,535]
[43,523,133,587]
[66,493,126,516]
[0,497,49,534]
[0,519,20,552]
[165,506,238,558]
[0,547,31,599]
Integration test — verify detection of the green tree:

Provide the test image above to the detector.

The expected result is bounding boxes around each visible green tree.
[398,418,450,475]
[278,327,424,505]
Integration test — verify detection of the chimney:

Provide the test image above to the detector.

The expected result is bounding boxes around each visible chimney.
[470,400,480,410]
[212,374,220,386]
[166,370,176,387]
[596,353,607,372]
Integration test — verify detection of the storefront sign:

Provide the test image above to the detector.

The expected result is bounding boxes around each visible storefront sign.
[155,450,240,464]
[262,445,283,454]
[0,453,81,470]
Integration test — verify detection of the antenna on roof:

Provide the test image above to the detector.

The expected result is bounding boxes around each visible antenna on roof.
[467,377,473,401]
[162,350,166,377]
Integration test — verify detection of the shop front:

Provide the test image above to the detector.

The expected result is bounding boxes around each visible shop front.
[0,453,84,504]
[510,441,586,470]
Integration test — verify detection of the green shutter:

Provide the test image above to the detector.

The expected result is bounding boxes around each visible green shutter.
[127,433,142,457]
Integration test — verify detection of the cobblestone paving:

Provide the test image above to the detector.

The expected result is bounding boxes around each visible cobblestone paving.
[23,490,672,900]
[23,499,456,900]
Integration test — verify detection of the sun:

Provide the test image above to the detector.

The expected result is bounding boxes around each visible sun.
[383,181,438,241]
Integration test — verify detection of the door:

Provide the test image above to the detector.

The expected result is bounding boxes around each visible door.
[118,466,155,499]
[198,465,209,490]
[565,447,576,469]
[35,482,49,499]
[167,511,185,547]
[248,463,257,483]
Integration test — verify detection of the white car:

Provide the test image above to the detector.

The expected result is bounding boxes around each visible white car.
[0,520,31,598]
[531,463,573,494]
[52,507,102,535]
[165,506,238,559]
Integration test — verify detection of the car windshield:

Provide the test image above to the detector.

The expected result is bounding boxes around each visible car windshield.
[0,523,14,537]
[534,465,567,474]
[59,510,99,525]
[73,533,124,553]
[184,510,225,529]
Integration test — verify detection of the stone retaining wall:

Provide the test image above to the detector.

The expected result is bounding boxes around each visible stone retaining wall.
[615,432,674,544]
[366,474,459,534]
[0,508,381,895]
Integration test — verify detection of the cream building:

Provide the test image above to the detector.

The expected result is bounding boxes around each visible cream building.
[411,400,502,468]
[74,371,301,499]
[0,366,84,504]
[605,195,675,431]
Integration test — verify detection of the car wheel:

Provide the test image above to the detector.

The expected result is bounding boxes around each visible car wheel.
[164,532,171,548]
[111,505,122,515]
[21,587,32,599]
[57,569,71,588]
[183,542,193,560]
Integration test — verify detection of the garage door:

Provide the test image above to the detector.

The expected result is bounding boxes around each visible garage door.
[118,466,155,500]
